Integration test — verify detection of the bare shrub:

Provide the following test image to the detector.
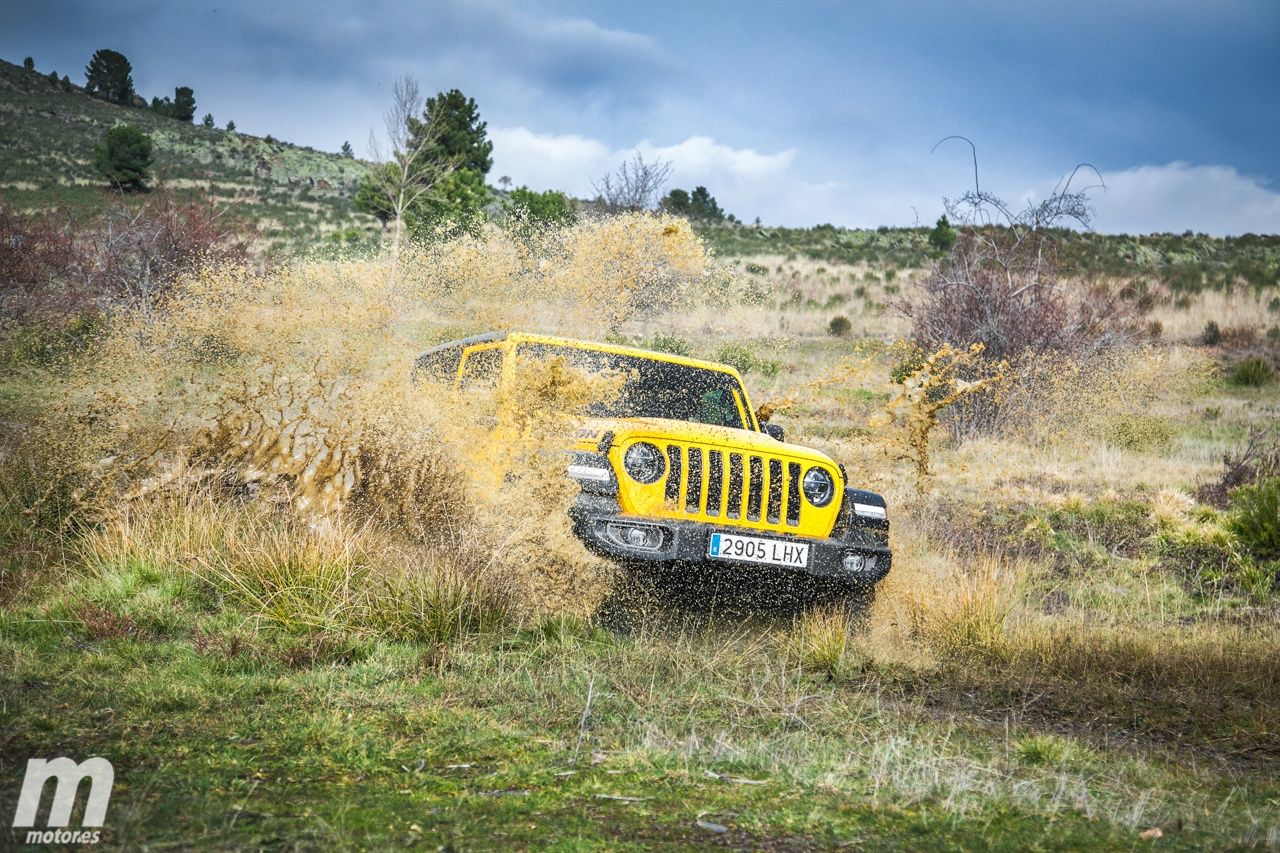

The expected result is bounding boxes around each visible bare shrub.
[78,193,255,313]
[0,200,83,318]
[592,150,673,213]
[903,173,1148,363]
[1,194,253,319]
[1195,427,1280,509]
[900,162,1151,436]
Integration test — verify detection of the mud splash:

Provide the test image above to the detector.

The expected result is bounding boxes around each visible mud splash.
[32,213,716,617]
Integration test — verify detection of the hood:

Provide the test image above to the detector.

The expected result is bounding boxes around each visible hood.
[571,416,838,469]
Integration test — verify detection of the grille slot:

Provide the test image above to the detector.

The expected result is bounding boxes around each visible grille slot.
[767,459,783,523]
[664,445,682,503]
[685,448,703,513]
[726,454,744,519]
[747,456,763,521]
[786,462,802,526]
[706,450,724,516]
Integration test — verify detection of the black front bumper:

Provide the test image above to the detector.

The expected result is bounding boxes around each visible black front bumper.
[569,493,891,587]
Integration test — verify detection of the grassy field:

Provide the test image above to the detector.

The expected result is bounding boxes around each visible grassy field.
[695,224,1280,295]
[2,181,1280,848]
[4,598,1274,851]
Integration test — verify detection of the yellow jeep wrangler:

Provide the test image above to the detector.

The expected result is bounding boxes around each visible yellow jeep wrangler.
[416,332,891,607]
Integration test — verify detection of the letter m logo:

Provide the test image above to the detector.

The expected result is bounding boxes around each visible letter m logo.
[12,757,114,828]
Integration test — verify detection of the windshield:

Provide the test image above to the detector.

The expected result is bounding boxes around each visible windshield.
[517,343,750,430]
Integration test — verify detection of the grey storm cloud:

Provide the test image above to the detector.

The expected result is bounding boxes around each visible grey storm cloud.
[203,0,668,97]
[3,0,671,98]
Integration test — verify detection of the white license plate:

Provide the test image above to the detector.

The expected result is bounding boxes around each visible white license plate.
[708,532,809,568]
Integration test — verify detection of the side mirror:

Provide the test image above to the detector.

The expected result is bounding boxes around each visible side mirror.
[762,422,785,442]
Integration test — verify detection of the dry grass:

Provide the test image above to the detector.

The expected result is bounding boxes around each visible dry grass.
[1151,289,1279,341]
[75,493,516,644]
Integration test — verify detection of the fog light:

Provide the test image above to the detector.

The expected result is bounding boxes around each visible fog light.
[842,552,866,573]
[866,556,877,572]
[606,522,663,551]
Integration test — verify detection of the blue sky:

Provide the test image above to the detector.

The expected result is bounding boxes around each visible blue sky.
[4,0,1278,233]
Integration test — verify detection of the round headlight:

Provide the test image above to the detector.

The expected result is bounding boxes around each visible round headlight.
[802,466,835,507]
[623,442,666,484]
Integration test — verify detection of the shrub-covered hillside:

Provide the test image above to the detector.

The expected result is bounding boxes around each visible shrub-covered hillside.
[0,58,373,249]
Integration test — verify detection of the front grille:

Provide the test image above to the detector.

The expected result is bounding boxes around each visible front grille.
[662,444,808,529]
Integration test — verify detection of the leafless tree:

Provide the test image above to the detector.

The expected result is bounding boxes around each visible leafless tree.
[592,150,673,213]
[82,196,253,317]
[1,194,252,321]
[905,140,1139,364]
[363,74,462,280]
[901,141,1150,437]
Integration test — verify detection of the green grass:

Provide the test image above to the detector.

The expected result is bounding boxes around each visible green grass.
[2,592,1274,851]
[0,489,1276,850]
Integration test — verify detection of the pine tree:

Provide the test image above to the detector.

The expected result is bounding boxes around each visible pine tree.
[94,124,154,191]
[340,141,354,158]
[661,189,692,215]
[23,57,34,71]
[689,186,725,221]
[172,86,196,122]
[201,113,215,128]
[661,186,726,222]
[84,49,135,104]
[410,89,492,175]
[928,215,957,251]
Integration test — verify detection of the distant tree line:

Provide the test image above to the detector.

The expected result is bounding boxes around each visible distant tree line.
[589,150,735,223]
[19,55,74,92]
[661,185,735,223]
